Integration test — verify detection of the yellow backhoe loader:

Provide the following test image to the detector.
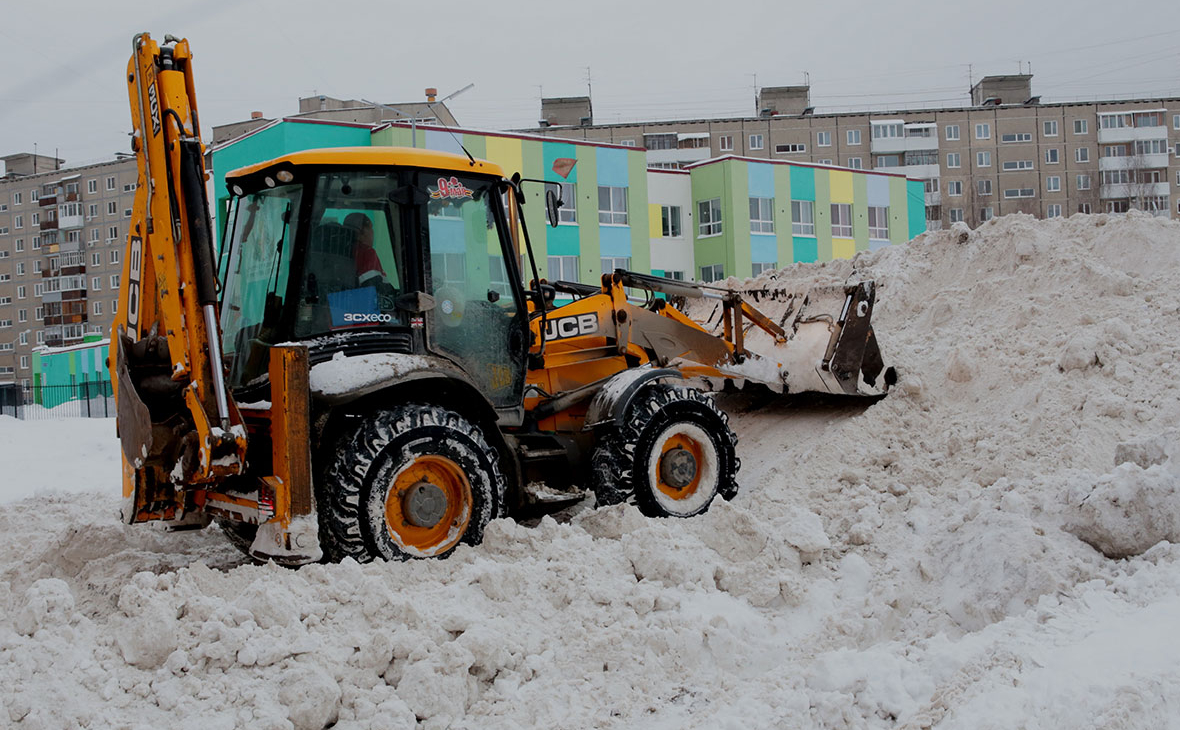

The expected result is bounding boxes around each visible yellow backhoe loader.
[111,34,893,564]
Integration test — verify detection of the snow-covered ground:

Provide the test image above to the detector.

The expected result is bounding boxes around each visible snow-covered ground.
[3,212,1180,729]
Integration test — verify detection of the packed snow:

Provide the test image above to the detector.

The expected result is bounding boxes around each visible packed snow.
[3,212,1180,729]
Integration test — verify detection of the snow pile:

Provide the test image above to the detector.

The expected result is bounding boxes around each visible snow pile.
[3,211,1180,728]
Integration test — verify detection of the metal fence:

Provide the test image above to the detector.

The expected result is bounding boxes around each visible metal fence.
[0,381,115,420]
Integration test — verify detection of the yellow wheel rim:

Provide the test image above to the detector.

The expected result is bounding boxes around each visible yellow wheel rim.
[655,433,705,501]
[384,455,472,554]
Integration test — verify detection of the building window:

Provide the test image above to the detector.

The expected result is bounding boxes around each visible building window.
[12,192,21,205]
[976,151,992,168]
[1134,139,1168,156]
[817,159,832,166]
[977,179,993,196]
[87,179,97,194]
[1075,147,1089,163]
[123,208,132,218]
[1046,176,1061,192]
[20,356,28,370]
[718,135,733,152]
[791,201,815,236]
[1074,119,1089,134]
[975,123,991,140]
[748,134,764,150]
[661,205,682,237]
[751,262,777,276]
[33,283,43,296]
[868,206,889,239]
[18,309,26,323]
[873,123,903,139]
[924,178,939,193]
[31,236,40,250]
[600,257,630,276]
[875,155,900,168]
[1047,204,1063,217]
[1106,200,1130,214]
[1104,144,1127,158]
[110,249,120,264]
[775,143,806,154]
[945,124,960,141]
[546,255,578,282]
[16,286,25,299]
[108,226,119,240]
[1174,114,1180,130]
[817,131,832,147]
[698,198,723,237]
[847,157,863,169]
[749,197,775,234]
[91,252,101,266]
[1001,132,1032,143]
[949,208,964,223]
[1045,149,1060,164]
[544,182,577,224]
[1043,120,1058,136]
[106,176,116,190]
[107,201,117,215]
[1077,174,1091,191]
[597,186,628,226]
[16,262,24,276]
[981,207,994,221]
[93,301,103,316]
[1102,170,1130,185]
[946,152,961,168]
[830,203,852,238]
[847,129,861,145]
[13,215,21,229]
[15,239,24,253]
[1001,160,1035,171]
[699,264,724,283]
[1004,188,1035,199]
[111,274,120,288]
[92,277,102,291]
[946,181,963,196]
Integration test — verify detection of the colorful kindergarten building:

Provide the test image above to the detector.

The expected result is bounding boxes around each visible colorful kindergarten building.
[211,118,926,288]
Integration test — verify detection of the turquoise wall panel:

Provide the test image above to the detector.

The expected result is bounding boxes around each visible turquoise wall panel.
[548,225,580,256]
[789,165,816,200]
[542,141,581,184]
[595,147,629,187]
[866,175,891,206]
[747,163,775,198]
[599,226,632,258]
[751,235,776,263]
[793,236,818,263]
[907,180,926,239]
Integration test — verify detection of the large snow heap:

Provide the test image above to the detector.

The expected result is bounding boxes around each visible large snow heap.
[2,212,1180,729]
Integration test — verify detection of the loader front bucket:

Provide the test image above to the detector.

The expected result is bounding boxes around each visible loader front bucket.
[696,280,895,397]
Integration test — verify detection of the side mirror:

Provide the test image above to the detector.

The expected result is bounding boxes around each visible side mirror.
[545,189,562,229]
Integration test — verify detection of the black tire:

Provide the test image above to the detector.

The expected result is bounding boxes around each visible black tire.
[597,385,739,518]
[318,404,505,562]
[589,434,630,507]
[217,518,258,560]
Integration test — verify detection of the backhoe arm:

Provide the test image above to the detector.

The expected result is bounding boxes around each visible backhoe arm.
[111,33,246,523]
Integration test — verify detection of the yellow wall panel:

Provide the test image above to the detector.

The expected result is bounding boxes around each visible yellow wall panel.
[648,204,662,238]
[829,170,854,203]
[832,238,857,260]
[484,135,523,178]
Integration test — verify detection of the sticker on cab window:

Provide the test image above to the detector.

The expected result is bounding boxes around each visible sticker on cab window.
[429,176,473,201]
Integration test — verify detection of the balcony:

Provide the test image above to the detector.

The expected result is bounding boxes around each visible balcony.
[58,213,84,230]
[925,191,942,207]
[1098,153,1171,171]
[896,163,941,180]
[1097,124,1168,145]
[39,219,58,231]
[1099,181,1170,199]
[38,194,57,208]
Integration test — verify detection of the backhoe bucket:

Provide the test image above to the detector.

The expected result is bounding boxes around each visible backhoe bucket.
[693,281,894,396]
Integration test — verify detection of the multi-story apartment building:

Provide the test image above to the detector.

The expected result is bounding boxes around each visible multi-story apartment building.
[524,75,1180,230]
[0,153,138,389]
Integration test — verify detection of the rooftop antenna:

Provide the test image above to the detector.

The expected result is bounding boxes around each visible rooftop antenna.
[585,66,593,121]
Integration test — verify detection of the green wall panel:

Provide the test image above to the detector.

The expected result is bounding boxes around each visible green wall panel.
[773,164,793,267]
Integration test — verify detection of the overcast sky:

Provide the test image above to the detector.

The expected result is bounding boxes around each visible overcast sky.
[1,0,1177,166]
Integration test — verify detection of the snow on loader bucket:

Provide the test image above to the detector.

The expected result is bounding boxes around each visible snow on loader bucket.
[618,272,895,397]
